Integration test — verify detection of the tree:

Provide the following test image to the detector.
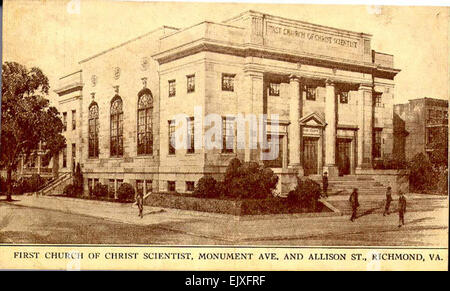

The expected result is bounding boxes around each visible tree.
[1,61,66,201]
[428,127,448,167]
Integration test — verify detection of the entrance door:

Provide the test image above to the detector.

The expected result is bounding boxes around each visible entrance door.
[337,139,351,176]
[303,138,318,176]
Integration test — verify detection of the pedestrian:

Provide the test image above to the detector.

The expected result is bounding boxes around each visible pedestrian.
[349,188,359,222]
[322,171,329,198]
[136,190,144,219]
[383,186,393,216]
[398,192,407,227]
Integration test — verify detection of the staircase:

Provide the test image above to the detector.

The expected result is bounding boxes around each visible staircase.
[309,175,389,197]
[309,175,391,215]
[35,172,73,196]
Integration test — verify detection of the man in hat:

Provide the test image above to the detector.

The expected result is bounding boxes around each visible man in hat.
[349,188,359,222]
[398,192,407,227]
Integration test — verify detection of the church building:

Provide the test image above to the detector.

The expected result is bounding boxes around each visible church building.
[54,11,400,195]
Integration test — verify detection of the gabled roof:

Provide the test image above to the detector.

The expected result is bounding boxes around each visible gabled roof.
[299,112,326,126]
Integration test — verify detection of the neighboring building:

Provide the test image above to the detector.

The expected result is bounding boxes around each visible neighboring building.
[53,11,400,195]
[394,97,449,162]
[54,70,83,176]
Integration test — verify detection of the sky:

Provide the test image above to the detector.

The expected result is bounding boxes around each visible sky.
[2,0,449,105]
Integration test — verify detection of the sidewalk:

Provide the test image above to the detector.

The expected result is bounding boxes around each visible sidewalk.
[7,194,448,245]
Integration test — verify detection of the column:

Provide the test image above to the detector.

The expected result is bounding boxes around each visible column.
[242,69,264,162]
[357,84,373,169]
[323,79,338,176]
[288,75,303,175]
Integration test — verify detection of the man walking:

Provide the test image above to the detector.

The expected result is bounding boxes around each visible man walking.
[322,171,329,198]
[136,190,144,219]
[383,186,393,216]
[398,192,407,227]
[349,188,359,222]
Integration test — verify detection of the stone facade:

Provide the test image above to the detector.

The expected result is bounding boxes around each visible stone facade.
[394,97,448,162]
[54,11,400,195]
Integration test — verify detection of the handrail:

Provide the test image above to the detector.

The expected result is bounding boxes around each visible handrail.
[39,172,72,195]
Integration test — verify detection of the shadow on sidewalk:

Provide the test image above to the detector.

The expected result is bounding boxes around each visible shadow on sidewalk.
[355,206,382,219]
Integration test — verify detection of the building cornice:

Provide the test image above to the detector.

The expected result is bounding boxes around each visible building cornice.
[153,39,400,78]
[54,83,84,96]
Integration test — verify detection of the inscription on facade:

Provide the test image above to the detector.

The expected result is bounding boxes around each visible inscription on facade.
[266,23,358,49]
[303,127,321,136]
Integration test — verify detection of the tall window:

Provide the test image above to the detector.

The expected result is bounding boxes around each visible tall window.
[110,97,124,157]
[137,91,153,155]
[222,74,235,92]
[222,116,234,153]
[168,120,176,155]
[269,82,280,96]
[72,110,76,130]
[88,103,99,158]
[187,117,195,154]
[187,74,195,93]
[168,79,176,97]
[338,91,349,104]
[62,146,67,168]
[373,129,382,158]
[63,112,67,131]
[373,93,382,107]
[263,135,283,168]
[305,85,316,101]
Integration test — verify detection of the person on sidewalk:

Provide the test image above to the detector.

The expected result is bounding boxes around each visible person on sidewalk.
[383,186,393,216]
[349,188,359,222]
[136,191,144,219]
[398,192,407,227]
[322,172,329,198]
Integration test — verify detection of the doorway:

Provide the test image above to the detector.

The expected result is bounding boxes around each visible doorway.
[303,137,319,176]
[337,139,351,176]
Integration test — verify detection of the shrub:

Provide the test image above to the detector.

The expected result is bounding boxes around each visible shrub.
[117,183,135,202]
[63,184,78,197]
[92,183,109,198]
[224,158,242,184]
[408,153,436,191]
[437,168,449,195]
[28,174,44,192]
[226,161,279,199]
[287,178,322,210]
[193,176,219,198]
[194,159,279,199]
[73,163,83,191]
[13,178,30,194]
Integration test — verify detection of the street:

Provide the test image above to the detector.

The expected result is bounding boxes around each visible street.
[0,194,447,246]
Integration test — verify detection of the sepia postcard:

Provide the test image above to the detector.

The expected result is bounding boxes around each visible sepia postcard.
[0,0,448,271]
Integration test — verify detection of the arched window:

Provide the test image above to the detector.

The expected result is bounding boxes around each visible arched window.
[137,89,153,155]
[110,96,123,157]
[88,102,99,158]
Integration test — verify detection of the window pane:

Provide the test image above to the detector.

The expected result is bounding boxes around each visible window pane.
[187,75,195,93]
[222,74,235,91]
[269,83,280,96]
[305,86,316,101]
